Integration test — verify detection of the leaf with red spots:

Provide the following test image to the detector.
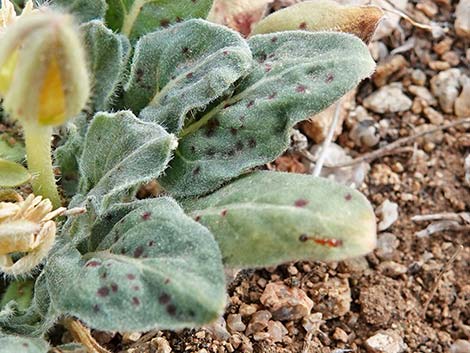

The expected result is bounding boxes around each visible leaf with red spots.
[251,0,383,44]
[0,335,49,353]
[123,20,252,133]
[78,111,177,210]
[45,198,225,332]
[183,171,376,268]
[161,31,375,197]
[105,0,213,42]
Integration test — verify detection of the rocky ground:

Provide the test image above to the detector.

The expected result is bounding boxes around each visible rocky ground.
[56,0,470,352]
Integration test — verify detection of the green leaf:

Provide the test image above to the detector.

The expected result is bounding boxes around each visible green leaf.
[123,19,252,133]
[0,280,34,312]
[184,171,376,268]
[81,21,131,112]
[78,111,177,209]
[55,118,86,197]
[251,0,383,43]
[0,335,49,353]
[0,135,25,163]
[0,159,30,187]
[0,273,57,337]
[45,198,225,332]
[105,0,213,43]
[160,31,375,197]
[52,0,107,23]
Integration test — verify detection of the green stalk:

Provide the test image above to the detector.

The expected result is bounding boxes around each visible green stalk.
[22,120,61,208]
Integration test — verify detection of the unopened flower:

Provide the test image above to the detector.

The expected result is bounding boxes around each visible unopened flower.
[0,9,90,126]
[0,194,66,276]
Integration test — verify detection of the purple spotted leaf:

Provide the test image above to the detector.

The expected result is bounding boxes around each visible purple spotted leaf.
[0,273,58,337]
[78,111,177,210]
[105,0,214,42]
[160,31,375,197]
[123,19,252,133]
[183,171,376,268]
[0,335,49,353]
[45,198,225,332]
[251,0,383,43]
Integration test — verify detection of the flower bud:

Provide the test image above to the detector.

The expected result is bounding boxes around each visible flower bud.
[0,9,90,126]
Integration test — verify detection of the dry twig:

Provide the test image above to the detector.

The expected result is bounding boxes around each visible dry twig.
[422,245,464,318]
[312,102,341,176]
[331,117,470,168]
[63,318,111,353]
[412,212,470,223]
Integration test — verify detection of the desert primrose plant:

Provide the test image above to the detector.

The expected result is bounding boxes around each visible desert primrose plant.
[0,0,381,350]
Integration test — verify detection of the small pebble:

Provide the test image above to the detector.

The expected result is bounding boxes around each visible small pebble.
[332,327,349,343]
[239,303,258,317]
[378,261,408,277]
[245,310,271,336]
[260,282,313,321]
[376,200,399,231]
[349,120,380,147]
[410,69,426,86]
[455,0,470,38]
[423,107,444,125]
[450,339,470,353]
[365,330,407,353]
[267,320,288,342]
[455,76,470,117]
[121,332,141,344]
[151,337,172,353]
[302,313,323,332]
[363,83,412,114]
[227,314,246,333]
[408,85,437,106]
[430,68,461,113]
[375,233,399,260]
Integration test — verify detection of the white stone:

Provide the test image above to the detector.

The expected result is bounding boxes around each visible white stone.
[455,76,470,117]
[455,0,470,38]
[430,69,461,114]
[365,330,406,353]
[363,83,412,114]
[376,200,399,231]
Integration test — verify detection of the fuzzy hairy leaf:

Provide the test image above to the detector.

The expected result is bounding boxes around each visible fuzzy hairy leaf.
[124,19,252,133]
[0,335,49,353]
[105,0,213,42]
[0,274,57,337]
[52,0,107,23]
[0,280,33,312]
[160,31,375,197]
[45,198,225,332]
[78,111,177,209]
[0,159,30,187]
[0,135,25,163]
[184,171,376,267]
[81,21,131,112]
[251,0,383,43]
[55,119,85,197]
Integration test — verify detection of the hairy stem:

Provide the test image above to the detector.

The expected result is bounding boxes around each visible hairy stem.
[22,121,61,208]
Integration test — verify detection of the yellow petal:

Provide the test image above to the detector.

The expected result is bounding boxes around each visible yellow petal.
[0,50,17,95]
[38,57,66,125]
